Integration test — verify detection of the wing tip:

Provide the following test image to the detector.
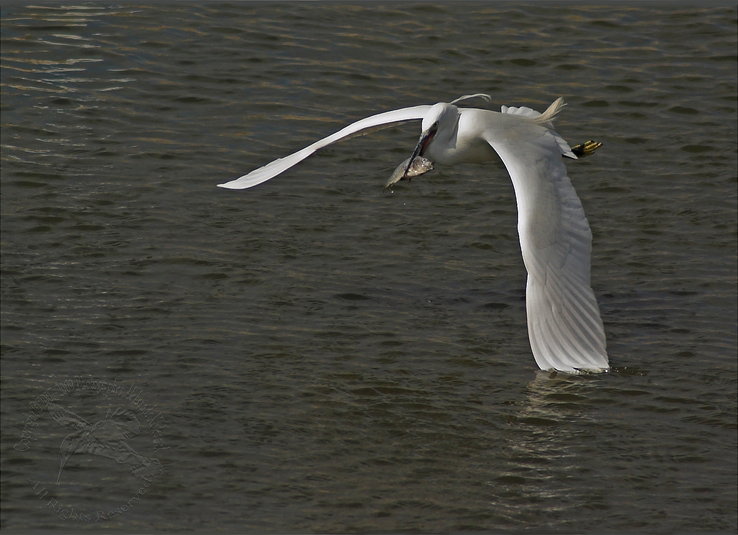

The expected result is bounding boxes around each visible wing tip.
[217,182,243,189]
[536,359,610,374]
[217,174,260,190]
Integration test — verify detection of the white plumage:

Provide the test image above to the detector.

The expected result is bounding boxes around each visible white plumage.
[220,95,609,373]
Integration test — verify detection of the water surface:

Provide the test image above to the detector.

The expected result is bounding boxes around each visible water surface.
[1,4,736,533]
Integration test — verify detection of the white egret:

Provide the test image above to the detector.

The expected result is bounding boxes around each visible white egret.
[219,94,609,373]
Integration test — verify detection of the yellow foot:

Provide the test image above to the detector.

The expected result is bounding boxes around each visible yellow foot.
[571,140,602,158]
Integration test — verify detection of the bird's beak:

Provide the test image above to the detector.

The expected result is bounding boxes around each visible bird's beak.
[403,126,437,180]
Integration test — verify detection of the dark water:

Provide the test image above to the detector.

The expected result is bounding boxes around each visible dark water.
[1,4,736,533]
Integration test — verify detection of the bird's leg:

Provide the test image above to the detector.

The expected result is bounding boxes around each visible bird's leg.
[571,140,602,158]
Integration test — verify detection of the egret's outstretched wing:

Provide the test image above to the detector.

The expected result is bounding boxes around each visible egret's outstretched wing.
[501,98,577,159]
[219,105,432,190]
[482,106,608,372]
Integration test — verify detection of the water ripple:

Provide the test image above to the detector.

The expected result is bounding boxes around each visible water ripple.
[1,3,736,533]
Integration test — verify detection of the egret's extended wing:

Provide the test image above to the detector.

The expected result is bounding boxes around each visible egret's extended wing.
[501,98,577,159]
[219,105,432,190]
[482,107,608,372]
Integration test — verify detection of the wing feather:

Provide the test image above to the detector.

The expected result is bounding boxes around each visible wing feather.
[483,114,608,372]
[501,100,577,159]
[219,105,431,189]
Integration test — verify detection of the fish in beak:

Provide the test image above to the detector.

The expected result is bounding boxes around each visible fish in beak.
[385,124,438,189]
[385,155,434,189]
[402,124,438,181]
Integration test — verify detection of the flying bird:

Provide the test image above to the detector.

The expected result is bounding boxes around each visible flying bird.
[220,94,609,373]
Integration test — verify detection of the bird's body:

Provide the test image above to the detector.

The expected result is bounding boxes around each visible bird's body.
[220,94,609,373]
[423,107,498,165]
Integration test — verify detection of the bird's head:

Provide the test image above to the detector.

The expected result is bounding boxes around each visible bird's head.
[402,102,458,180]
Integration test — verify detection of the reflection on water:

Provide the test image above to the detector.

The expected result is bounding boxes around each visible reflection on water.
[2,3,736,533]
[499,373,609,523]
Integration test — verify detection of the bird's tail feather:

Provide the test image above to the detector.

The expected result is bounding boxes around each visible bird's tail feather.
[533,97,566,125]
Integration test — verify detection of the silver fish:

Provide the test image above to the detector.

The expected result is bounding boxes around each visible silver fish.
[385,156,434,189]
